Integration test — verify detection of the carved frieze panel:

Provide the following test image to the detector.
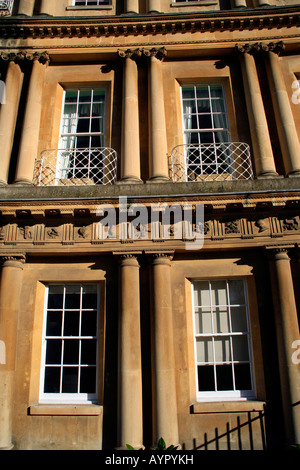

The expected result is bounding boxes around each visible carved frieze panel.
[0,210,299,251]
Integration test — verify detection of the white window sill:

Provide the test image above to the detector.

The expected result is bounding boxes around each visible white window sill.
[191,401,265,414]
[171,1,218,6]
[66,6,113,11]
[29,404,103,416]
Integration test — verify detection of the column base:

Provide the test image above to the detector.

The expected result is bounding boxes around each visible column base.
[146,176,170,183]
[13,179,34,185]
[256,171,282,179]
[0,443,14,450]
[0,180,7,186]
[287,170,300,178]
[116,177,144,185]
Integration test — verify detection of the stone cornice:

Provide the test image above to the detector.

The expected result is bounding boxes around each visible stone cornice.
[0,6,299,40]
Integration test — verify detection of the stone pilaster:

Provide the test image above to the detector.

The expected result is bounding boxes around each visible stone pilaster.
[0,254,25,450]
[118,49,142,184]
[0,54,24,184]
[236,44,278,178]
[143,48,169,182]
[14,52,50,185]
[147,251,179,448]
[266,246,300,447]
[114,252,144,449]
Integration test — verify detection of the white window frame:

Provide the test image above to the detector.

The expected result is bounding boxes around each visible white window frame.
[191,279,256,402]
[39,283,100,404]
[180,83,233,179]
[56,87,107,181]
[73,0,111,5]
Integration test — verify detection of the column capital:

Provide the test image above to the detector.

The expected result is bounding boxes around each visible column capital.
[143,47,167,61]
[118,48,142,60]
[146,250,174,265]
[0,253,26,268]
[265,244,295,260]
[235,41,284,56]
[0,50,50,66]
[113,251,142,266]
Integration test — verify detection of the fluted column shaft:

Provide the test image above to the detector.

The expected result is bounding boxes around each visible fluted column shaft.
[14,53,49,184]
[266,50,300,176]
[150,253,179,448]
[117,254,143,449]
[17,0,35,16]
[0,255,25,450]
[267,248,300,447]
[0,59,23,184]
[146,49,169,182]
[119,50,142,183]
[238,49,277,177]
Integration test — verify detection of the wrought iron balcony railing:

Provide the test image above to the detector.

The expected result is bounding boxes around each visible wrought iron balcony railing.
[170,142,254,182]
[0,0,13,16]
[34,147,118,186]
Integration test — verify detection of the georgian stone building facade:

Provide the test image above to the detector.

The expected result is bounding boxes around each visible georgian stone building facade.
[0,0,299,451]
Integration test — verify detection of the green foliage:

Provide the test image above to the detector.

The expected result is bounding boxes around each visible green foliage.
[126,437,178,451]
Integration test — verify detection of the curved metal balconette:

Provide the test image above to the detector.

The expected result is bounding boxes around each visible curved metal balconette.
[170,142,254,183]
[34,147,118,186]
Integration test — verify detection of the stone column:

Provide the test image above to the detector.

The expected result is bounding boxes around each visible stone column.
[231,0,247,7]
[237,45,278,178]
[148,251,179,448]
[126,0,139,13]
[144,48,169,182]
[17,0,35,16]
[0,255,25,450]
[115,253,143,449]
[148,0,161,12]
[40,0,53,15]
[14,52,49,185]
[265,44,300,177]
[267,247,300,447]
[118,49,142,184]
[0,54,23,184]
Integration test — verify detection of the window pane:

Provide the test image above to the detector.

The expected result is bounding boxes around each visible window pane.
[65,285,81,309]
[47,285,64,309]
[228,280,245,305]
[234,363,252,390]
[80,367,97,393]
[213,307,230,333]
[214,336,231,362]
[79,90,92,102]
[63,340,79,365]
[46,311,62,336]
[193,281,210,306]
[81,311,97,336]
[232,336,249,361]
[182,86,195,99]
[62,367,78,393]
[216,364,233,391]
[44,367,60,393]
[63,311,80,336]
[65,90,78,103]
[196,337,213,363]
[195,308,212,334]
[210,280,227,306]
[81,339,97,365]
[196,86,209,98]
[231,307,248,332]
[46,339,62,365]
[198,365,215,391]
[82,285,98,309]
